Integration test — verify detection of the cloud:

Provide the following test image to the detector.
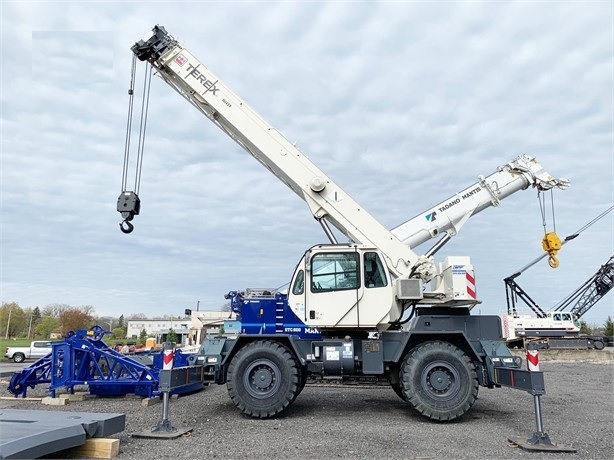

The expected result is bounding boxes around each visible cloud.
[1,1,612,326]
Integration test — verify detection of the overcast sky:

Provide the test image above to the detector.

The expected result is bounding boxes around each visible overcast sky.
[1,1,612,326]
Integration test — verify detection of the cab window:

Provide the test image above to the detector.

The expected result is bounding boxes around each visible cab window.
[364,252,387,288]
[292,270,305,295]
[311,252,359,292]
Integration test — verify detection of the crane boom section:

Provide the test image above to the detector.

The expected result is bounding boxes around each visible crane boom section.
[133,26,418,277]
[392,155,569,248]
[555,255,614,318]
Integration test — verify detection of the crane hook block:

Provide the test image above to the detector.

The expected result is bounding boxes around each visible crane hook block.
[542,232,562,268]
[116,191,140,234]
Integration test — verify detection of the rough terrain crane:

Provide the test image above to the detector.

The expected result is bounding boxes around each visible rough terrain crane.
[118,26,569,421]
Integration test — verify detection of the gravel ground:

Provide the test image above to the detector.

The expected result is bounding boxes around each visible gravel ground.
[1,362,612,460]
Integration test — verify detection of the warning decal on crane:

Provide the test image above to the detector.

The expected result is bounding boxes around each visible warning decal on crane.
[466,270,476,299]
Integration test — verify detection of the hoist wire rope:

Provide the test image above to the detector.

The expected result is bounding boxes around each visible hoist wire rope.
[550,189,556,232]
[538,189,557,234]
[134,63,153,194]
[121,54,138,192]
[566,205,614,239]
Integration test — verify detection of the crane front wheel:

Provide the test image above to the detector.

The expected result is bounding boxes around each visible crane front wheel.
[400,341,478,421]
[227,340,300,418]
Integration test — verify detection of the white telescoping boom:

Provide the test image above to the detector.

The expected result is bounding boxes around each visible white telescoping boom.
[392,155,569,249]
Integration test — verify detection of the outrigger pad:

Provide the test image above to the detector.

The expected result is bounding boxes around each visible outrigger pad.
[508,435,577,453]
[132,426,192,439]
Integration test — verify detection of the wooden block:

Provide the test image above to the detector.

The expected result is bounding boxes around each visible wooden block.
[59,393,96,401]
[41,396,69,406]
[65,438,120,459]
[141,396,161,407]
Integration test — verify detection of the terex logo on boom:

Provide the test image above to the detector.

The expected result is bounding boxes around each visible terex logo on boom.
[186,63,219,95]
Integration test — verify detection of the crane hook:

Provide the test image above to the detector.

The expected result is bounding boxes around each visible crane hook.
[120,219,134,234]
[542,232,561,268]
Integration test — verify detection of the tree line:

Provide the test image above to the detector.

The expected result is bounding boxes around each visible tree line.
[0,302,152,340]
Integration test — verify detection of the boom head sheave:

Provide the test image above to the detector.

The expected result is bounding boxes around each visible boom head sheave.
[505,154,569,192]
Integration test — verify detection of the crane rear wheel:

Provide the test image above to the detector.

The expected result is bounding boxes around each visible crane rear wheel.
[401,341,478,421]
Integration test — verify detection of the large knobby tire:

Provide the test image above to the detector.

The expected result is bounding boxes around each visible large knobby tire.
[293,366,308,402]
[391,382,408,401]
[389,365,408,401]
[13,353,25,363]
[227,340,299,418]
[400,341,478,421]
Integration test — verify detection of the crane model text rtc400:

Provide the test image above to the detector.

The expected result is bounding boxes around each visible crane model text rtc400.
[118,26,569,422]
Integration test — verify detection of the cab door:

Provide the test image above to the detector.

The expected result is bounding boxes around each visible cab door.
[357,251,394,327]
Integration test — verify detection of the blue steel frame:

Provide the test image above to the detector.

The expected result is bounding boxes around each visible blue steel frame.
[7,326,200,398]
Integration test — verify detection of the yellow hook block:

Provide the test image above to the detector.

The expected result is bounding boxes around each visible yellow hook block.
[542,232,562,268]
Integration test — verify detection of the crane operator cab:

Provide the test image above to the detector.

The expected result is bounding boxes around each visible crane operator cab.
[286,245,399,331]
[228,244,478,338]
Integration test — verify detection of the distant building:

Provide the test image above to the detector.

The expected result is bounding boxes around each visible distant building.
[127,310,236,346]
[126,319,191,346]
[190,311,237,344]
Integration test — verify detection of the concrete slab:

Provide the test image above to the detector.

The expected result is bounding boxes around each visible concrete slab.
[0,409,125,459]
